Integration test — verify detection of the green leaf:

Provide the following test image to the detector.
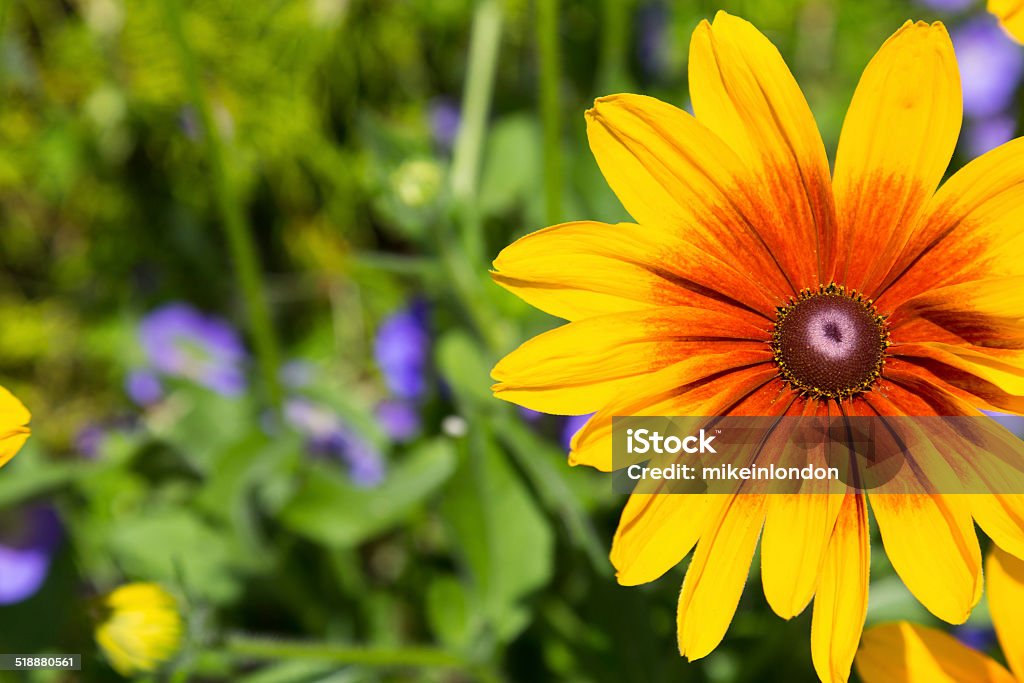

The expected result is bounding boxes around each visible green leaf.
[435,330,494,407]
[440,429,554,642]
[426,576,473,652]
[279,438,456,548]
[478,115,542,219]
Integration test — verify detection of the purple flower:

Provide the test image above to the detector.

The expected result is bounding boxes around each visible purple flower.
[953,624,995,652]
[984,409,1024,436]
[138,303,247,396]
[518,407,543,423]
[125,369,164,406]
[75,424,106,459]
[375,399,420,442]
[562,413,594,451]
[964,115,1017,157]
[636,1,669,80]
[0,506,61,605]
[429,98,461,150]
[953,17,1024,118]
[374,301,430,400]
[284,398,385,487]
[914,0,975,11]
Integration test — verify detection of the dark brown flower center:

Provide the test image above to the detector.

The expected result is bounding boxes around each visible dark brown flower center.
[771,284,889,400]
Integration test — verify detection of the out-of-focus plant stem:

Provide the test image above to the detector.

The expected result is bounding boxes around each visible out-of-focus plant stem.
[537,0,562,225]
[540,0,565,224]
[163,0,283,410]
[222,636,503,682]
[598,0,632,93]
[450,0,502,265]
[444,0,506,355]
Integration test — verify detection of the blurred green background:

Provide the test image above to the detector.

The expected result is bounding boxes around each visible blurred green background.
[0,0,1019,681]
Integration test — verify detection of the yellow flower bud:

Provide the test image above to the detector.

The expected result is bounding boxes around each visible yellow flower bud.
[95,583,183,677]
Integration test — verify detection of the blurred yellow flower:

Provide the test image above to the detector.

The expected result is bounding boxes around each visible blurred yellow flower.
[991,0,1024,43]
[491,10,1024,683]
[95,583,183,677]
[856,547,1024,682]
[0,385,30,469]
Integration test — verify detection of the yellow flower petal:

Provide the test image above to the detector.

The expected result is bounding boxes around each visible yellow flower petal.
[584,94,797,298]
[96,583,183,677]
[869,493,981,624]
[688,11,836,286]
[762,493,843,620]
[991,0,1024,43]
[677,494,766,660]
[491,306,768,414]
[973,495,1024,560]
[811,492,870,683]
[987,546,1024,680]
[0,385,30,469]
[833,21,961,297]
[856,622,1015,683]
[879,137,1024,310]
[491,220,782,321]
[569,357,776,471]
[889,278,1024,349]
[611,494,712,586]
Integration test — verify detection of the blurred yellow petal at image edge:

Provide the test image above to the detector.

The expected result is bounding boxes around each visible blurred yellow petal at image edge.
[990,0,1024,43]
[95,583,184,677]
[489,9,1024,683]
[855,548,1024,682]
[0,385,30,469]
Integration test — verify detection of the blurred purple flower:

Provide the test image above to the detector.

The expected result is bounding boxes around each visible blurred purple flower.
[0,506,61,605]
[125,369,164,406]
[562,413,594,451]
[429,98,461,150]
[374,301,430,400]
[285,398,385,487]
[518,407,543,423]
[75,424,106,459]
[375,399,420,442]
[953,624,996,652]
[953,17,1024,118]
[914,0,975,11]
[964,114,1017,157]
[636,2,668,80]
[138,303,247,396]
[984,409,1024,436]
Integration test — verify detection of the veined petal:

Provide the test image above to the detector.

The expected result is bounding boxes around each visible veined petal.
[762,492,843,620]
[611,493,711,586]
[677,494,766,660]
[492,220,781,321]
[585,94,797,297]
[811,492,870,683]
[990,0,1024,43]
[570,359,778,471]
[877,137,1024,310]
[973,495,1024,561]
[492,307,768,414]
[869,493,981,624]
[834,21,961,297]
[0,386,30,469]
[987,547,1024,680]
[886,348,1024,414]
[888,278,1024,350]
[689,11,836,286]
[856,622,1014,683]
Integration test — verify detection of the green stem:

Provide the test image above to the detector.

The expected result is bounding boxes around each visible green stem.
[449,0,503,264]
[221,635,506,681]
[163,0,283,409]
[536,0,562,225]
[598,0,632,93]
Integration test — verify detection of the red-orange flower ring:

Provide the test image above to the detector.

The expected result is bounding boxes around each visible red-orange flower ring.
[489,12,1024,683]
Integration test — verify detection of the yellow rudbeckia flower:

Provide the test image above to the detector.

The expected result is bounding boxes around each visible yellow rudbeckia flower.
[95,583,183,677]
[0,385,30,469]
[991,0,1024,43]
[857,547,1024,682]
[491,11,1024,683]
